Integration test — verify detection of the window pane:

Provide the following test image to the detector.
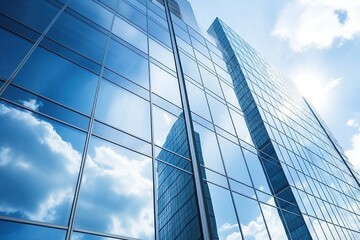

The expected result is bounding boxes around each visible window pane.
[117,0,146,30]
[0,28,32,79]
[180,52,201,84]
[95,80,151,141]
[0,0,59,32]
[149,39,175,71]
[112,16,147,53]
[0,220,66,240]
[218,136,252,185]
[156,161,202,240]
[260,204,288,240]
[13,47,98,114]
[2,85,90,130]
[105,39,149,89]
[205,183,241,239]
[185,80,211,120]
[47,12,107,63]
[0,101,86,225]
[153,106,189,158]
[243,149,271,193]
[233,194,270,240]
[150,63,181,106]
[199,66,222,97]
[74,137,154,239]
[71,232,117,240]
[148,19,171,47]
[207,94,235,135]
[193,123,224,174]
[68,0,113,30]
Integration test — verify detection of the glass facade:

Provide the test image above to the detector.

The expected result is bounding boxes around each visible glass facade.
[0,1,359,240]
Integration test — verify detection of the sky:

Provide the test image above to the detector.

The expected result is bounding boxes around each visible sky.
[188,0,360,174]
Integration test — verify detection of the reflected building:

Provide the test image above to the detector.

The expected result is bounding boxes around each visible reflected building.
[0,0,359,240]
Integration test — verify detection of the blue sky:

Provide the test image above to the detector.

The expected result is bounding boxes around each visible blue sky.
[188,0,360,174]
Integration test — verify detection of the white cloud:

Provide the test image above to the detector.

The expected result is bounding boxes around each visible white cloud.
[0,101,81,223]
[345,128,360,174]
[273,0,360,52]
[76,143,154,238]
[292,73,342,110]
[219,222,239,232]
[346,119,359,127]
[21,99,42,111]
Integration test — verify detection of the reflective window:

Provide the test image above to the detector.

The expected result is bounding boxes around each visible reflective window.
[156,161,202,240]
[0,28,32,80]
[207,94,235,135]
[74,137,154,239]
[199,66,222,96]
[206,183,240,240]
[0,0,59,32]
[229,109,253,145]
[152,106,188,155]
[13,47,98,115]
[47,12,107,63]
[218,136,252,185]
[221,81,241,109]
[180,51,201,84]
[148,19,171,47]
[117,0,146,30]
[0,101,85,225]
[149,39,175,71]
[95,80,151,141]
[112,16,148,53]
[68,0,113,30]
[92,121,152,157]
[150,63,181,106]
[233,193,270,240]
[185,80,211,120]
[105,39,149,89]
[260,204,288,240]
[243,149,271,193]
[193,123,224,174]
[2,85,90,130]
[0,220,66,240]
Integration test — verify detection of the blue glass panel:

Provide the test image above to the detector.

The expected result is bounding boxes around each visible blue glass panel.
[95,80,151,141]
[13,47,98,114]
[156,161,202,239]
[218,136,252,185]
[193,123,224,174]
[2,85,90,130]
[205,183,240,239]
[0,101,86,225]
[148,19,171,47]
[0,28,32,79]
[260,203,288,239]
[117,0,146,30]
[207,94,235,135]
[150,63,181,106]
[0,0,59,32]
[233,193,270,240]
[112,16,148,53]
[243,149,271,193]
[0,220,66,240]
[149,39,176,71]
[68,0,113,30]
[74,136,154,239]
[47,12,107,63]
[105,39,149,89]
[185,80,211,120]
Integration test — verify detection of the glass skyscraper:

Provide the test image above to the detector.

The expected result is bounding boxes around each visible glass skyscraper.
[0,0,359,240]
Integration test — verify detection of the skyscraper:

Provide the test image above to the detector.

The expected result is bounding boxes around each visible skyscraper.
[0,0,359,240]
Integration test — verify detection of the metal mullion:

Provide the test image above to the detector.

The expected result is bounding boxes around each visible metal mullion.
[162,0,211,239]
[64,1,118,239]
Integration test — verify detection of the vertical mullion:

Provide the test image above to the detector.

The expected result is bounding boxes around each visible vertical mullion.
[162,0,211,239]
